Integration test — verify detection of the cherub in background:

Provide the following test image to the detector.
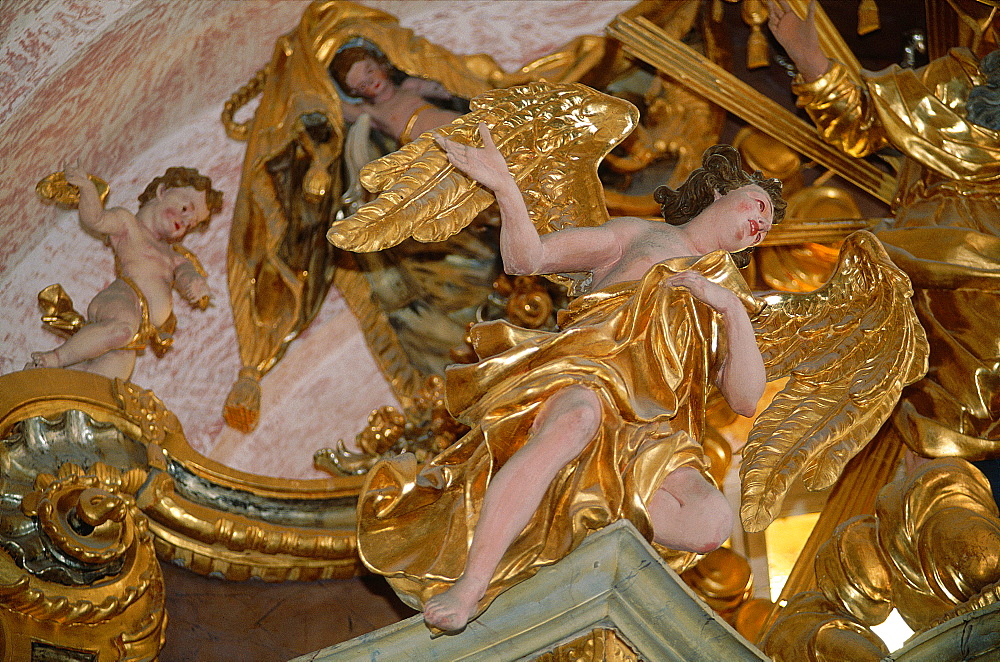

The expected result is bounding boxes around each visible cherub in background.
[27,165,223,381]
[330,44,465,146]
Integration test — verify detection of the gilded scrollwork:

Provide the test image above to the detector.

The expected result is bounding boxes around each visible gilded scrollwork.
[0,369,368,588]
[0,440,165,661]
[113,377,182,446]
[315,375,468,476]
[761,458,1000,660]
[534,628,640,662]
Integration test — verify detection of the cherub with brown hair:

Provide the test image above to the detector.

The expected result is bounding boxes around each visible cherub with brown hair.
[347,84,925,637]
[329,44,464,146]
[27,165,223,381]
[359,124,786,632]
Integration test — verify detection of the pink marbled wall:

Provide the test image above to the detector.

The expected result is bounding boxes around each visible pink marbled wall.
[1,1,634,479]
[0,0,313,273]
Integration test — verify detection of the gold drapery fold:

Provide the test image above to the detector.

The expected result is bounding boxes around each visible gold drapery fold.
[357,252,751,614]
[793,49,1000,461]
[878,228,1000,458]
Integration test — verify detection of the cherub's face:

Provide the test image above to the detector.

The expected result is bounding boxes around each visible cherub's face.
[345,58,393,101]
[704,184,774,252]
[149,185,210,242]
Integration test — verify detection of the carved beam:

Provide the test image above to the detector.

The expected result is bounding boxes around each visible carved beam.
[606,14,897,203]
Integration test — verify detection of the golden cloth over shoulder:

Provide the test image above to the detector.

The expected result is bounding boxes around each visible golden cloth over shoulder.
[358,251,753,613]
[793,50,1000,229]
[792,50,1000,459]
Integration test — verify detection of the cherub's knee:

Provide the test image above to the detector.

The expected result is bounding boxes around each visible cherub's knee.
[97,321,137,349]
[558,389,601,436]
[651,474,733,553]
[532,386,602,462]
[687,502,733,553]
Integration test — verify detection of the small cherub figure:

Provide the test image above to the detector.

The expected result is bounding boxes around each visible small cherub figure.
[27,164,223,381]
[329,45,464,145]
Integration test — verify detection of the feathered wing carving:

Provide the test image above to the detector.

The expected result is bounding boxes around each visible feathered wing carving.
[740,230,929,532]
[326,81,638,253]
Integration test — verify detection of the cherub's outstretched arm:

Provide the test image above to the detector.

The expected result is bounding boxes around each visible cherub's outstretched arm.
[435,123,622,276]
[63,163,129,238]
[669,271,765,417]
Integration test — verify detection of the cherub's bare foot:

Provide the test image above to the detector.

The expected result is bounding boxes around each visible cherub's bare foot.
[25,350,59,370]
[423,578,486,633]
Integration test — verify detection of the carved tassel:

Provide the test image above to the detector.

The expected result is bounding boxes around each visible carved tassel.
[743,0,769,69]
[712,0,724,24]
[224,367,262,432]
[747,25,769,69]
[858,0,880,35]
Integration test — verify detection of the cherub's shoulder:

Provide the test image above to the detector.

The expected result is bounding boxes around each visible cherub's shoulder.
[99,206,137,237]
[604,216,668,235]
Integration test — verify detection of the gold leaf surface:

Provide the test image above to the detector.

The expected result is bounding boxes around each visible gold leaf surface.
[740,231,929,532]
[327,81,638,253]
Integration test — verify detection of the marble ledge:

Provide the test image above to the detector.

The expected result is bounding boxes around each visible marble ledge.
[294,520,770,662]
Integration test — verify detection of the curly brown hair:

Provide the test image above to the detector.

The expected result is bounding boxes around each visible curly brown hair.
[137,167,224,228]
[653,145,785,268]
[328,45,403,98]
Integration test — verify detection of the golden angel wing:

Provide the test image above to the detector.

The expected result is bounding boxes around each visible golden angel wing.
[740,231,929,532]
[326,81,639,253]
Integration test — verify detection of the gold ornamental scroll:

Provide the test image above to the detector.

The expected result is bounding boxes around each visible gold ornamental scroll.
[606,13,897,203]
[0,370,367,584]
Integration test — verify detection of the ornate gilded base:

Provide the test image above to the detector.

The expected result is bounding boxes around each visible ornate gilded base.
[0,368,375,659]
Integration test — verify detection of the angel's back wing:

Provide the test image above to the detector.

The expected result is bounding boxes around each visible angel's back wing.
[740,231,929,532]
[327,81,638,253]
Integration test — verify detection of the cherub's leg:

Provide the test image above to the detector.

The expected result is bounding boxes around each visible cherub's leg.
[28,280,140,381]
[80,349,137,381]
[649,466,733,554]
[423,385,602,632]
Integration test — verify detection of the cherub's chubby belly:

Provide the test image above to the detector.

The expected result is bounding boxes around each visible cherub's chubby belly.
[121,274,174,329]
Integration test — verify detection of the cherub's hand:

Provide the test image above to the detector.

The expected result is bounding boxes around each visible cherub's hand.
[668,271,742,317]
[63,161,91,190]
[183,277,212,309]
[766,0,827,81]
[434,122,512,191]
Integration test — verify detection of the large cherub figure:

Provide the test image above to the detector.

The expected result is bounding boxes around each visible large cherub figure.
[425,123,778,630]
[27,165,223,381]
[338,82,927,635]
